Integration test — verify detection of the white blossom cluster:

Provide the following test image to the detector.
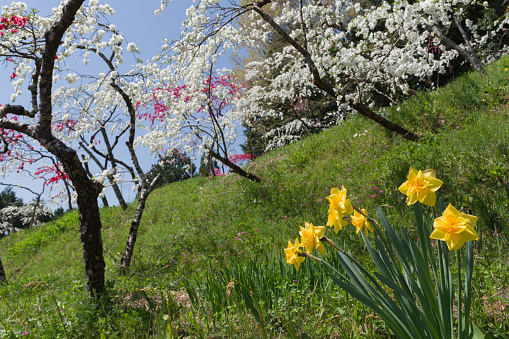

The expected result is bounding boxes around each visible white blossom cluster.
[0,201,52,236]
[156,0,508,151]
[1,0,507,200]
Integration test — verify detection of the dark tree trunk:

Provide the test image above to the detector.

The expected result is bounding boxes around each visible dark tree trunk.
[0,0,106,296]
[208,148,263,182]
[75,179,105,294]
[0,257,6,284]
[54,139,105,294]
[108,174,128,210]
[435,28,486,75]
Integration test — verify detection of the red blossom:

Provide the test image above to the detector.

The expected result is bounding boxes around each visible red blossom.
[228,153,256,165]
[34,164,70,187]
[138,75,245,127]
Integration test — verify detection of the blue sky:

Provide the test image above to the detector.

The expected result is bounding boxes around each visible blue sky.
[0,0,215,206]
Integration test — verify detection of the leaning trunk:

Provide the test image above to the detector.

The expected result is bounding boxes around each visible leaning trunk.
[107,174,128,210]
[208,148,263,182]
[119,175,160,272]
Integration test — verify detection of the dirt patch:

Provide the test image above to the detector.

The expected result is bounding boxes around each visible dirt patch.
[484,288,508,323]
[119,289,191,312]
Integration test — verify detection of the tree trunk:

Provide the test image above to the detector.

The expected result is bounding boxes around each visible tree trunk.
[0,0,105,296]
[435,28,486,75]
[119,175,160,272]
[47,133,106,295]
[351,102,420,141]
[107,174,128,210]
[208,148,263,182]
[0,257,6,284]
[75,182,105,294]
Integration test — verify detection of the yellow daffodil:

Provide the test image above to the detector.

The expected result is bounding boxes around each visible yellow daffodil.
[398,167,443,206]
[326,186,353,233]
[351,208,373,236]
[327,186,353,215]
[284,238,305,270]
[430,204,479,251]
[299,222,326,256]
[327,209,348,233]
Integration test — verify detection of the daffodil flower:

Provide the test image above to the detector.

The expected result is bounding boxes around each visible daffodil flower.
[351,208,373,236]
[327,209,349,233]
[430,204,479,251]
[284,238,305,270]
[327,186,353,214]
[299,222,326,256]
[398,167,443,206]
[326,186,353,233]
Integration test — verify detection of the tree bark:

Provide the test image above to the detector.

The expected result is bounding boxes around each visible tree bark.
[119,175,160,272]
[208,148,263,182]
[50,135,105,294]
[435,27,486,75]
[0,257,6,284]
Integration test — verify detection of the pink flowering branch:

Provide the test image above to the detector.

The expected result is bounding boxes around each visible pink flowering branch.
[140,73,262,182]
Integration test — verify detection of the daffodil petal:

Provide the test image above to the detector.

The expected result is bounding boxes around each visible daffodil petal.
[398,181,409,195]
[406,193,418,205]
[422,168,437,178]
[421,191,436,206]
[343,199,353,214]
[316,242,326,256]
[430,229,446,240]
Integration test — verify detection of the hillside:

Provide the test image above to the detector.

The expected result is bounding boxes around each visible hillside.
[0,57,508,338]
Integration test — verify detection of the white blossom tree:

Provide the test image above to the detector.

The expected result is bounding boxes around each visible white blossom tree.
[0,0,165,293]
[157,0,508,151]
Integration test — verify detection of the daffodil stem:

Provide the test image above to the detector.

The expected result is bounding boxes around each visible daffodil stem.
[298,251,321,262]
[457,249,463,339]
[322,236,343,253]
[298,251,344,278]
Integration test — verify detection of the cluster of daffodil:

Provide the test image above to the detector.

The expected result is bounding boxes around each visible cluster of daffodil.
[284,166,481,339]
[285,166,479,270]
[399,167,479,250]
[284,185,373,270]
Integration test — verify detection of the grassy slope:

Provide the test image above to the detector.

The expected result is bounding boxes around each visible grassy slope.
[1,57,509,338]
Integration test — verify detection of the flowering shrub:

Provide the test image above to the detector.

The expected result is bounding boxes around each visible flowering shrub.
[0,201,53,237]
[285,167,480,338]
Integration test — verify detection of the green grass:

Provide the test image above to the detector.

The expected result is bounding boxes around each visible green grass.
[1,57,509,338]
